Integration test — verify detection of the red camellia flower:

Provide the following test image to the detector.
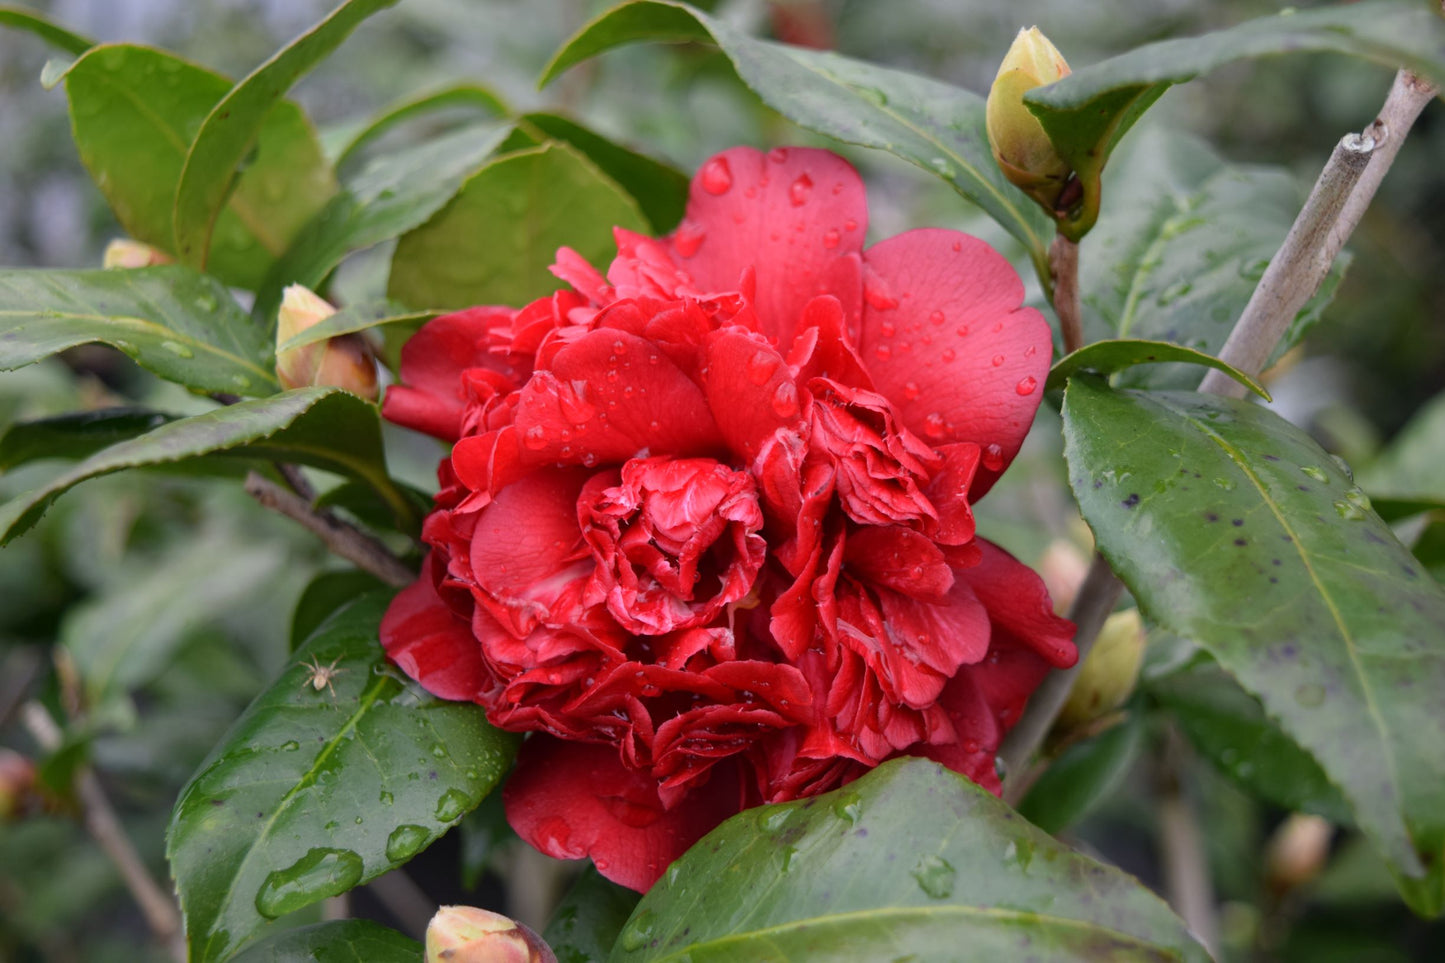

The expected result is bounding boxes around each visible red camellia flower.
[380,146,1076,892]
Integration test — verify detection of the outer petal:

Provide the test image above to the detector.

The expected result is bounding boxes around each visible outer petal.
[503,737,744,892]
[675,146,867,345]
[858,229,1051,498]
[702,330,804,462]
[380,553,487,702]
[382,306,519,442]
[958,540,1077,669]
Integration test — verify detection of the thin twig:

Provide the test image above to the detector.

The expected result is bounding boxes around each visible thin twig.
[21,702,184,962]
[1156,729,1218,956]
[244,472,416,587]
[275,462,318,503]
[999,553,1123,802]
[367,868,437,939]
[1049,235,1084,353]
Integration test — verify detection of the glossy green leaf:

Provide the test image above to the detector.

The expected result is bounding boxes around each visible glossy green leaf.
[289,569,389,651]
[0,388,411,545]
[1063,378,1445,914]
[387,142,647,310]
[0,266,276,395]
[167,594,518,963]
[64,526,284,700]
[256,123,512,323]
[277,303,436,354]
[58,45,334,290]
[1017,713,1146,835]
[1027,0,1445,239]
[333,83,509,174]
[519,113,689,233]
[172,0,398,271]
[613,757,1209,962]
[541,0,1053,277]
[545,867,640,963]
[0,408,175,470]
[1149,662,1351,823]
[1047,339,1267,398]
[0,5,93,55]
[1080,127,1346,389]
[230,920,421,963]
[1358,389,1445,515]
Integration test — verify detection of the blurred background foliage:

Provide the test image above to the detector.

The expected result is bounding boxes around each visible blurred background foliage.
[1,1,1442,961]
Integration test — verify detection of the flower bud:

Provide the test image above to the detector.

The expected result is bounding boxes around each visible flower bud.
[1265,813,1333,893]
[1057,609,1145,731]
[0,748,37,822]
[425,906,558,963]
[986,27,1073,212]
[103,239,171,269]
[275,284,379,400]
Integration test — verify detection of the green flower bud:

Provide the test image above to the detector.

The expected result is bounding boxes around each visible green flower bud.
[102,239,171,269]
[425,906,558,963]
[275,284,378,400]
[986,27,1074,213]
[1057,609,1145,731]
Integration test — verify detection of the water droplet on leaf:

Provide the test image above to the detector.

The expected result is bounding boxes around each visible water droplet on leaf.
[255,848,363,919]
[434,788,470,822]
[911,854,956,899]
[384,824,430,863]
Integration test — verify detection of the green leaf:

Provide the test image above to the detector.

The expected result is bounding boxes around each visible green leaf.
[0,408,175,470]
[0,388,411,545]
[1047,339,1268,398]
[0,266,276,395]
[256,123,512,323]
[289,569,389,652]
[541,0,1053,278]
[1063,378,1445,914]
[613,757,1209,962]
[519,113,689,233]
[1149,662,1351,823]
[167,594,518,963]
[277,303,436,355]
[1080,126,1346,389]
[1017,713,1146,835]
[1027,0,1445,239]
[0,5,93,55]
[312,477,431,536]
[1358,389,1445,515]
[333,83,509,174]
[64,526,285,700]
[172,0,398,271]
[387,142,647,310]
[230,920,421,963]
[545,867,640,963]
[58,45,335,290]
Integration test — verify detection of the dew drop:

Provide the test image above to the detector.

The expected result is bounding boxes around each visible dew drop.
[760,808,792,832]
[844,218,858,232]
[1024,344,1037,358]
[955,325,970,338]
[779,845,800,872]
[700,156,733,195]
[832,794,862,824]
[879,320,896,338]
[863,279,899,311]
[160,339,194,358]
[674,220,705,258]
[770,381,800,418]
[385,824,430,863]
[951,239,962,252]
[255,848,363,919]
[1300,465,1328,482]
[788,173,813,207]
[279,740,299,752]
[929,310,945,327]
[923,412,947,440]
[379,791,394,806]
[981,443,1004,471]
[747,350,780,385]
[874,344,893,362]
[1015,376,1037,396]
[558,380,597,426]
[911,854,956,899]
[822,229,841,249]
[991,354,1005,367]
[902,381,920,401]
[619,909,658,952]
[941,348,956,363]
[522,425,548,451]
[434,788,470,822]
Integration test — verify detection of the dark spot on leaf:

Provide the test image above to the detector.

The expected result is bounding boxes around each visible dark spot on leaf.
[1263,454,1280,462]
[1234,538,1248,546]
[1363,530,1388,545]
[1232,518,1244,527]
[1122,493,1140,508]
[1269,577,1278,584]
[855,828,868,837]
[1205,512,1219,522]
[1297,485,1310,492]
[1272,558,1282,566]
[429,771,438,780]
[1093,480,1103,489]
[210,799,224,807]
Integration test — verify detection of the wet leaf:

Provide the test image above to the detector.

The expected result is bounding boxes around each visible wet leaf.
[230,920,421,962]
[545,867,640,963]
[1047,338,1267,398]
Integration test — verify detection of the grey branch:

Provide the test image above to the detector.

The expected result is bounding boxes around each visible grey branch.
[244,471,416,587]
[1050,235,1084,354]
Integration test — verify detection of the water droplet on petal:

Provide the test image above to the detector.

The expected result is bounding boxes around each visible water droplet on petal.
[874,344,892,362]
[522,425,547,450]
[879,321,896,338]
[823,229,840,249]
[674,220,705,257]
[844,218,858,232]
[1016,376,1037,395]
[1024,344,1037,358]
[700,156,733,195]
[768,147,790,163]
[981,443,1005,471]
[788,173,813,207]
[558,381,597,425]
[991,354,1005,367]
[941,348,956,362]
[771,381,800,418]
[747,350,780,385]
[929,310,945,326]
[902,381,920,401]
[923,412,947,440]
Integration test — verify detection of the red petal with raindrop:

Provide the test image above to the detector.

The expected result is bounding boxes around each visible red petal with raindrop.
[382,306,519,442]
[858,229,1052,498]
[380,553,487,702]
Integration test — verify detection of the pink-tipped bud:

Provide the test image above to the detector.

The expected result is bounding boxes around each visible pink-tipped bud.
[1265,814,1333,893]
[424,906,558,963]
[986,27,1074,212]
[102,239,171,269]
[0,749,37,822]
[275,284,378,400]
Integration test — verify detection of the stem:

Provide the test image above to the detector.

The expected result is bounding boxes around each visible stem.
[1156,730,1219,956]
[1049,234,1084,353]
[367,869,437,939]
[244,472,416,587]
[999,553,1123,802]
[21,702,185,962]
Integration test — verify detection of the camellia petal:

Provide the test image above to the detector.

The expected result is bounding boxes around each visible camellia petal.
[382,306,520,442]
[379,554,488,702]
[672,146,868,346]
[858,228,1053,498]
[958,540,1077,670]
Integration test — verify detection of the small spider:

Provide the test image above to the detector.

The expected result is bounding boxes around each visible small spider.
[299,656,345,700]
